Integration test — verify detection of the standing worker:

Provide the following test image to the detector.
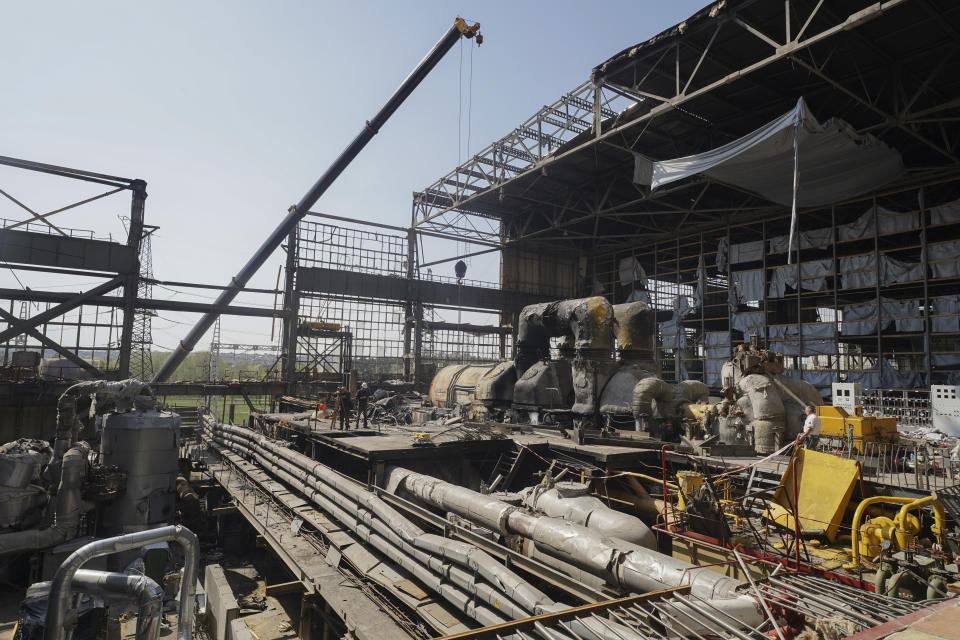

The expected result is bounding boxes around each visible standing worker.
[355,382,370,428]
[338,386,353,430]
[799,405,821,449]
[330,388,343,430]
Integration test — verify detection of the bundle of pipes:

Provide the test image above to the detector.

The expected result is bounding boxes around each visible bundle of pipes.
[386,468,764,630]
[204,419,766,635]
[202,418,647,639]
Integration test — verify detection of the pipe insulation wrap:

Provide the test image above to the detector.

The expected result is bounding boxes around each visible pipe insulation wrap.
[70,569,164,640]
[632,377,675,419]
[518,483,657,549]
[45,525,198,640]
[0,444,88,557]
[54,379,154,457]
[384,465,764,629]
[204,421,646,640]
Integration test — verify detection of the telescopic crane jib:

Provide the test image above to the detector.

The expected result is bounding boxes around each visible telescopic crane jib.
[152,17,481,383]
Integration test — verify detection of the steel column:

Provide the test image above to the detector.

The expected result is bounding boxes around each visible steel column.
[117,179,146,378]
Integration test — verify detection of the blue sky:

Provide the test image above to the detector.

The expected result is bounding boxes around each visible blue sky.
[1,1,706,350]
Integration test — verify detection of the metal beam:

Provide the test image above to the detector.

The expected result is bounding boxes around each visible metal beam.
[417,0,913,227]
[0,288,287,319]
[0,308,101,376]
[117,180,147,377]
[0,276,124,344]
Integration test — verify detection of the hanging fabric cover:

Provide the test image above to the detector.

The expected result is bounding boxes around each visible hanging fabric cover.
[642,98,904,208]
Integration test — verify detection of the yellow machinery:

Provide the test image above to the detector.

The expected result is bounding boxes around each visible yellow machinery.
[675,471,704,511]
[816,405,898,452]
[299,320,343,332]
[764,448,859,542]
[849,495,946,567]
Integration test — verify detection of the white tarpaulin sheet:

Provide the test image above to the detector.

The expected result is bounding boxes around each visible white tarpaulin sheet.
[644,98,904,207]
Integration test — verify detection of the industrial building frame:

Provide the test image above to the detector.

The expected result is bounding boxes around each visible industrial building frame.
[410,0,960,395]
[4,0,960,403]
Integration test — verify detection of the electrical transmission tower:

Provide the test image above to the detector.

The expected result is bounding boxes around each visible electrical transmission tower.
[207,317,221,382]
[130,228,157,380]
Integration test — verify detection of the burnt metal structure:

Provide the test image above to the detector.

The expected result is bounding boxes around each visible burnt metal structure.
[412,0,960,393]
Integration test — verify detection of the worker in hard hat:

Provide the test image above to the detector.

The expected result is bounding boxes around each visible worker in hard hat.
[356,382,370,428]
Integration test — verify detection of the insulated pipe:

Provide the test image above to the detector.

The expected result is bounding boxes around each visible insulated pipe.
[205,424,535,620]
[53,379,154,459]
[515,297,614,374]
[632,377,675,420]
[151,18,481,383]
[387,466,765,631]
[675,380,710,405]
[736,374,785,453]
[0,444,87,557]
[71,569,164,640]
[518,483,657,549]
[208,436,515,624]
[45,525,199,640]
[204,421,644,640]
[613,301,657,361]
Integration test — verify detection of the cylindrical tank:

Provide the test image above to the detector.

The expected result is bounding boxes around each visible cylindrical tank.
[99,411,180,536]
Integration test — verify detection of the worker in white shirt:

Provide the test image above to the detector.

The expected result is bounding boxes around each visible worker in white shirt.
[799,405,821,449]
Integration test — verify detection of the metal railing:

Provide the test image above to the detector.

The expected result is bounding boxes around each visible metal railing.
[815,438,958,491]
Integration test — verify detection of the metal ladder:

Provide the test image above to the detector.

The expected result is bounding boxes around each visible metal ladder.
[488,446,525,492]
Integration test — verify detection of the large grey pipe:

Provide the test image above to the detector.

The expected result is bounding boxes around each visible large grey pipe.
[736,374,786,454]
[205,420,644,640]
[0,444,87,557]
[46,525,198,640]
[152,18,480,384]
[386,467,764,629]
[70,569,164,640]
[515,297,614,374]
[517,483,656,549]
[632,377,675,424]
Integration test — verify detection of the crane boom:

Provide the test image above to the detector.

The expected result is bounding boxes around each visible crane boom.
[153,18,480,383]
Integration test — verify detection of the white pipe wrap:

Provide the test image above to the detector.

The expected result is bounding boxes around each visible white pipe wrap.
[518,484,657,549]
[632,377,675,419]
[206,421,646,640]
[0,444,87,557]
[385,464,765,630]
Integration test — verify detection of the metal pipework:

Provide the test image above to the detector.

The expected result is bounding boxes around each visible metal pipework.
[515,297,614,374]
[71,570,164,640]
[517,481,657,549]
[151,17,481,384]
[204,420,645,640]
[45,525,199,640]
[0,444,87,557]
[53,379,154,459]
[386,466,764,630]
[850,495,946,567]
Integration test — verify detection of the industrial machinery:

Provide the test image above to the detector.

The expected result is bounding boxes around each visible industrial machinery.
[0,380,193,640]
[424,299,828,452]
[815,405,899,452]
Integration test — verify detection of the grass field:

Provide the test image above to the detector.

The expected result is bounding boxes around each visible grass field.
[158,394,275,426]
